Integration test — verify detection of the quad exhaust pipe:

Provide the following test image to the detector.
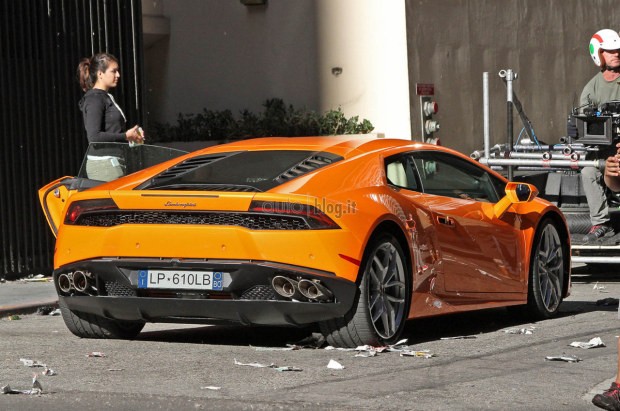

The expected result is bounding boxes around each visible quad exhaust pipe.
[271,275,333,302]
[56,270,94,295]
[272,276,305,301]
[298,279,333,301]
[57,273,72,293]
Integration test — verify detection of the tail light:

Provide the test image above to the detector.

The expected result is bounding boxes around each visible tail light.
[249,200,340,229]
[65,199,119,225]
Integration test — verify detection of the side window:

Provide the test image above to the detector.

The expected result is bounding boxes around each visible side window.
[385,154,419,191]
[411,151,503,203]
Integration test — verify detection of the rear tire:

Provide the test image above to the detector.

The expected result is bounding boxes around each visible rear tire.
[526,219,565,319]
[320,233,410,347]
[59,299,145,339]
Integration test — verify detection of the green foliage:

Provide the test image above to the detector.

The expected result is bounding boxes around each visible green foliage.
[149,98,374,142]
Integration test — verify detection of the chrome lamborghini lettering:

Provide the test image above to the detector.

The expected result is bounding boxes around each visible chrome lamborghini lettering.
[164,201,197,208]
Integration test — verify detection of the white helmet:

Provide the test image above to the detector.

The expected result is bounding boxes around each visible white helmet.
[589,29,620,67]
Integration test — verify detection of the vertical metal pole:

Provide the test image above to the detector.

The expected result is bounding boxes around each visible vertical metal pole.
[506,69,514,181]
[483,72,490,159]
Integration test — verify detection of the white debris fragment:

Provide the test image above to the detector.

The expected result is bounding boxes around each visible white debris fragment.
[354,350,378,358]
[86,352,106,358]
[440,335,477,340]
[0,385,31,395]
[201,386,222,390]
[324,346,356,351]
[41,367,57,376]
[19,358,46,368]
[252,344,302,351]
[48,309,61,316]
[274,366,303,372]
[569,337,605,349]
[593,282,607,291]
[233,359,275,368]
[545,355,582,362]
[504,327,536,335]
[31,374,42,395]
[327,359,345,370]
[400,350,436,358]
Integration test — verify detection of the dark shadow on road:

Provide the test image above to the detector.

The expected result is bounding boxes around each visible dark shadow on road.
[138,323,318,347]
[400,298,618,345]
[136,295,617,347]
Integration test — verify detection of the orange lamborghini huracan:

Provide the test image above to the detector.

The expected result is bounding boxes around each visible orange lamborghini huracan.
[39,137,570,347]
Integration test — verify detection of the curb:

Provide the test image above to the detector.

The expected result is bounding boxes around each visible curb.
[0,299,59,318]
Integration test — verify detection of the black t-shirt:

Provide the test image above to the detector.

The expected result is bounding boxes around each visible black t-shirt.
[78,89,126,142]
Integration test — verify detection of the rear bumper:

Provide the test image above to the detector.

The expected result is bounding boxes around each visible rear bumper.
[54,258,357,326]
[60,295,351,326]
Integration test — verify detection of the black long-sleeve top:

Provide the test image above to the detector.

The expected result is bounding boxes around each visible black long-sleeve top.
[78,89,126,142]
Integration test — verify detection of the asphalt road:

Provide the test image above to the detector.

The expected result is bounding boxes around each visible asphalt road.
[1,265,619,411]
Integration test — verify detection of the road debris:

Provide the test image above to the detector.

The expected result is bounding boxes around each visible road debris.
[233,359,301,371]
[41,367,56,376]
[22,274,51,283]
[8,315,21,321]
[400,350,436,358]
[253,344,302,351]
[108,368,124,372]
[31,374,43,395]
[593,282,608,292]
[1,374,43,395]
[440,335,477,340]
[274,366,303,372]
[233,359,275,368]
[20,358,46,368]
[48,308,61,316]
[327,359,345,370]
[201,386,222,390]
[86,352,106,358]
[544,355,582,362]
[504,327,536,335]
[324,339,437,359]
[36,306,55,315]
[354,349,378,358]
[569,337,605,349]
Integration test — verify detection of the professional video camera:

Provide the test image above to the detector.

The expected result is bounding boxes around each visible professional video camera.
[570,100,620,149]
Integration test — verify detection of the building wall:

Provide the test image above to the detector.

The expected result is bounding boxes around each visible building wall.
[142,0,412,139]
[142,0,320,128]
[316,0,411,139]
[407,0,620,154]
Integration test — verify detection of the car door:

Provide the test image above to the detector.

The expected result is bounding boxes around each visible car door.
[410,150,524,294]
[384,153,442,292]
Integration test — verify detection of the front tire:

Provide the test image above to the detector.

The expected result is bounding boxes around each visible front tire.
[59,299,145,339]
[320,233,410,347]
[526,219,565,319]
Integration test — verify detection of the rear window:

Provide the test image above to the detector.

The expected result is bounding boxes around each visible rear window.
[137,150,342,192]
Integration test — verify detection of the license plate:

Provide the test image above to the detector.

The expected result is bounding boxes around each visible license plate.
[137,270,229,291]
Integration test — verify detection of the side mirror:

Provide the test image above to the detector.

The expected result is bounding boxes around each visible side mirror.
[493,182,538,218]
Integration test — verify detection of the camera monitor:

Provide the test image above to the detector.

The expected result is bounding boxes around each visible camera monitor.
[574,115,612,145]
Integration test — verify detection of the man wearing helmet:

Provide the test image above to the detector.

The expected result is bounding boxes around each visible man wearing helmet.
[571,29,620,243]
[588,31,620,411]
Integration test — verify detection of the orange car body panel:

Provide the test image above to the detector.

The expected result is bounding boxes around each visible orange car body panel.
[40,136,571,321]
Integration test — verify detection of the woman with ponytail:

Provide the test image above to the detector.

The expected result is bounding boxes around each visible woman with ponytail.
[76,53,144,144]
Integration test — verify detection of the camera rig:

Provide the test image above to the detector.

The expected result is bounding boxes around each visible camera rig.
[570,100,620,150]
[471,70,620,264]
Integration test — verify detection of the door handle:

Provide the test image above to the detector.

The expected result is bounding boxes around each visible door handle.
[437,215,455,227]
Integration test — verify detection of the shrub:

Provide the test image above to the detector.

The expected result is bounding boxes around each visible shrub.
[149,98,374,143]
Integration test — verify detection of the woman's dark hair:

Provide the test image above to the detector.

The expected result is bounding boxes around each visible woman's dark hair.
[76,53,119,92]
